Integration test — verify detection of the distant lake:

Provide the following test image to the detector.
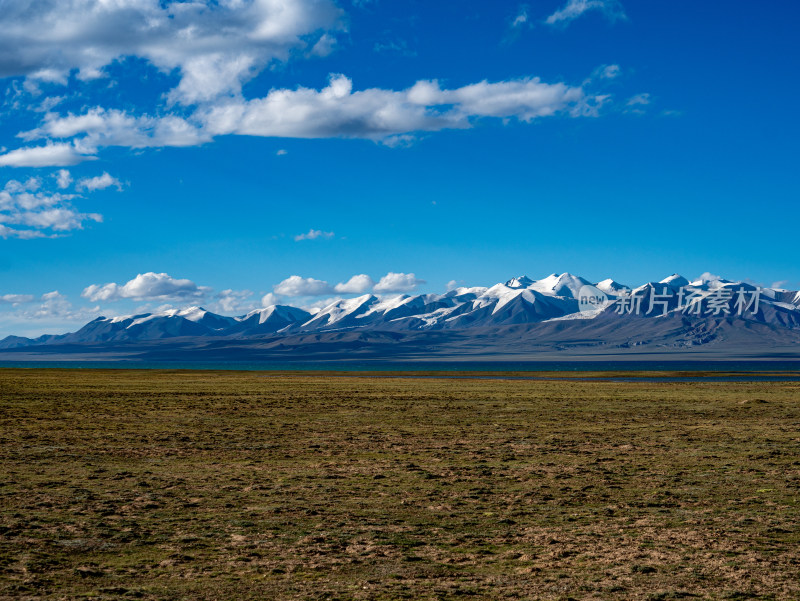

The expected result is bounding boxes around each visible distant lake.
[1,359,800,381]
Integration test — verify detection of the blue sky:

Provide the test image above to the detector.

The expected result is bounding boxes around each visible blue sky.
[1,0,798,336]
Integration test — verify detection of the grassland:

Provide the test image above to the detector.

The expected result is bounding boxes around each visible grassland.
[1,369,799,600]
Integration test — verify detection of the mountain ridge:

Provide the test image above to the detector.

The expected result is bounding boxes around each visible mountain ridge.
[3,272,799,359]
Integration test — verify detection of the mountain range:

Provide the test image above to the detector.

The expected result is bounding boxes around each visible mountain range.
[2,273,799,361]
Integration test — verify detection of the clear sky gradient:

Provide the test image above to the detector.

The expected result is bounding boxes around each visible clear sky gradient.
[1,0,798,336]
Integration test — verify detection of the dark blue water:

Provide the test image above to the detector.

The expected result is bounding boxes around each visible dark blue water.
[1,360,799,373]
[2,361,799,382]
[318,374,800,383]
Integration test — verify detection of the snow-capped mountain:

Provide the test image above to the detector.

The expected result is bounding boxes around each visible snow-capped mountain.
[595,279,630,295]
[229,305,312,336]
[59,307,234,343]
[2,273,799,356]
[660,274,691,289]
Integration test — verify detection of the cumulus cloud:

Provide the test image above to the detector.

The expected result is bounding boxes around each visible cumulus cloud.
[20,108,211,151]
[545,0,627,26]
[273,275,333,297]
[0,2,636,188]
[260,292,281,307]
[273,272,425,297]
[0,0,345,105]
[202,74,588,141]
[0,290,106,337]
[299,296,344,314]
[9,207,101,232]
[691,272,728,288]
[15,71,611,162]
[81,272,210,302]
[334,274,375,294]
[55,169,72,189]
[30,291,70,319]
[0,176,102,238]
[76,172,123,191]
[309,33,337,57]
[373,272,425,293]
[294,228,334,241]
[211,289,255,314]
[0,143,95,167]
[0,294,35,305]
[20,291,102,322]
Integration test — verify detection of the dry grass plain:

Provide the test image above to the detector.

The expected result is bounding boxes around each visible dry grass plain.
[1,369,799,600]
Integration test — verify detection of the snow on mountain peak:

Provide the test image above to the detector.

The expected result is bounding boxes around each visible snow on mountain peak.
[659,274,690,289]
[505,275,534,289]
[595,279,629,295]
[303,294,378,327]
[9,272,800,351]
[530,272,591,299]
[109,314,135,324]
[236,304,310,327]
[176,306,208,322]
[689,276,733,290]
[239,305,279,324]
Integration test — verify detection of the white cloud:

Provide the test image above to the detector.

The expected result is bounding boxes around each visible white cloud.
[593,64,621,80]
[695,272,723,284]
[55,169,72,189]
[76,67,106,82]
[11,207,102,232]
[22,291,102,322]
[21,108,211,150]
[334,274,375,294]
[203,74,586,141]
[511,5,530,28]
[0,0,345,105]
[32,291,70,319]
[299,296,344,314]
[276,149,288,156]
[260,292,281,307]
[273,275,333,297]
[273,272,425,297]
[545,0,627,26]
[0,294,35,305]
[294,228,334,241]
[212,289,255,314]
[81,272,210,302]
[0,143,94,167]
[76,172,123,192]
[0,290,106,337]
[0,176,102,238]
[309,33,337,57]
[18,71,610,160]
[2,177,41,194]
[624,93,651,115]
[34,95,66,113]
[0,225,43,239]
[626,93,651,106]
[28,69,68,85]
[373,272,425,293]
